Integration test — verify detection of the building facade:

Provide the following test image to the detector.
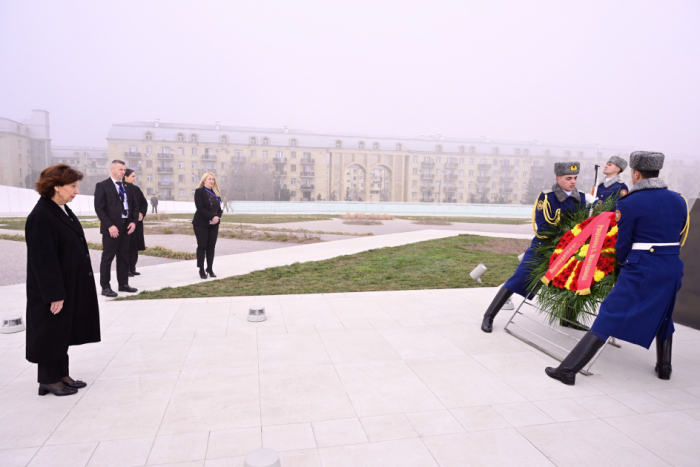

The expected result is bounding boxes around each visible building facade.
[106,120,700,203]
[0,110,52,188]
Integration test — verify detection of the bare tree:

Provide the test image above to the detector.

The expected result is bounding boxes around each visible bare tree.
[226,168,274,201]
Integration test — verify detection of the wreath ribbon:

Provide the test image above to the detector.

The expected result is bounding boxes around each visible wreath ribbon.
[541,211,616,295]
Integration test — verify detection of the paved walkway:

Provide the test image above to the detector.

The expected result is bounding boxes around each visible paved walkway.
[0,229,531,316]
[1,288,699,466]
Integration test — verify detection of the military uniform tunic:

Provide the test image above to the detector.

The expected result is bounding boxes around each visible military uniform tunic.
[595,178,629,204]
[504,188,587,298]
[591,183,688,348]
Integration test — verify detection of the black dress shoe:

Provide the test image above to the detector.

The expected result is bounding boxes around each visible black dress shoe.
[128,272,135,277]
[101,288,118,297]
[38,383,78,396]
[206,269,217,278]
[62,377,87,389]
[131,271,141,275]
[118,285,138,293]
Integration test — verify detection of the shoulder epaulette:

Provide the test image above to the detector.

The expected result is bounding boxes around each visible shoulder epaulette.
[542,189,553,194]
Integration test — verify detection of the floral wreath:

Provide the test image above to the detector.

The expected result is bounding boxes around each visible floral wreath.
[547,217,617,292]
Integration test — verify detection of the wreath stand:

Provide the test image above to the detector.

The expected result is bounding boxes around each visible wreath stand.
[503,291,620,376]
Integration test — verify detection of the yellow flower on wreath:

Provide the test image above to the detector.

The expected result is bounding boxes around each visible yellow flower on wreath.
[606,225,618,237]
[571,225,583,236]
[577,244,589,257]
[594,269,605,282]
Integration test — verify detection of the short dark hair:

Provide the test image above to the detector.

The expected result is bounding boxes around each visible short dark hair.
[637,169,660,179]
[35,164,84,198]
[111,159,126,166]
[124,168,135,177]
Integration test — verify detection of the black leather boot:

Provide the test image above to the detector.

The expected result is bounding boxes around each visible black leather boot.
[545,332,605,385]
[199,267,208,279]
[655,334,672,380]
[481,287,514,333]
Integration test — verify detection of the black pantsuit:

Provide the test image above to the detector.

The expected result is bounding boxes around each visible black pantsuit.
[192,187,223,271]
[94,178,139,289]
[194,224,220,268]
[128,184,148,273]
[25,197,100,384]
[100,220,130,288]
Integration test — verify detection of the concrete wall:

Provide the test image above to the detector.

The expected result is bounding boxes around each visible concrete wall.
[0,184,532,218]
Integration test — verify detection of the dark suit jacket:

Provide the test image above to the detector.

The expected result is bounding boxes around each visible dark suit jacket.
[127,183,148,250]
[94,178,139,235]
[192,187,223,227]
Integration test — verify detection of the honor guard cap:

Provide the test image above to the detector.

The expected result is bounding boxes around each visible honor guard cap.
[554,161,581,176]
[607,155,628,172]
[629,151,665,171]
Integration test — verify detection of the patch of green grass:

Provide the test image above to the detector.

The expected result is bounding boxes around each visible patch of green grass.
[397,216,529,225]
[120,234,527,300]
[0,217,100,230]
[166,213,338,224]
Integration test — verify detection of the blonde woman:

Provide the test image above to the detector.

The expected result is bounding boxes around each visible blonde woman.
[192,172,223,279]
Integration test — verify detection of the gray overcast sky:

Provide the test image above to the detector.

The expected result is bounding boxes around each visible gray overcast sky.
[1,0,699,156]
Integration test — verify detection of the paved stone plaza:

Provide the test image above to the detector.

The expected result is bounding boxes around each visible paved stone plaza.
[1,229,700,466]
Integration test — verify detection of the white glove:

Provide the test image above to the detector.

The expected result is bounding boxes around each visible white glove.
[585,193,597,204]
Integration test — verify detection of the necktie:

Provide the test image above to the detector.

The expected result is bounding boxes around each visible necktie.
[116,182,127,216]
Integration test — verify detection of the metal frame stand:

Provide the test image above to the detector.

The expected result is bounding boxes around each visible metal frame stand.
[503,295,619,376]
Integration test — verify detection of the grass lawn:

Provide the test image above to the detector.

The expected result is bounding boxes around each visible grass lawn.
[166,213,338,224]
[121,234,529,300]
[396,216,528,225]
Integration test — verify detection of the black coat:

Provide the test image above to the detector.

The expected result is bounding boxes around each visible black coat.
[25,197,101,363]
[94,177,139,234]
[128,183,148,251]
[192,187,223,227]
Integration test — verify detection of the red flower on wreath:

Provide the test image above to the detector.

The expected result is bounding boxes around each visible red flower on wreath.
[547,218,618,291]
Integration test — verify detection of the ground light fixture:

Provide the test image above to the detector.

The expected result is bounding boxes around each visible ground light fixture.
[1,315,25,334]
[244,448,280,467]
[470,264,487,283]
[248,305,267,322]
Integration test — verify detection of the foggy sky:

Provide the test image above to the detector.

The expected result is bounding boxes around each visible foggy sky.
[1,0,699,157]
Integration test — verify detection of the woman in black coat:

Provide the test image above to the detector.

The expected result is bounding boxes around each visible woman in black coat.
[192,171,223,279]
[25,164,100,397]
[124,169,148,276]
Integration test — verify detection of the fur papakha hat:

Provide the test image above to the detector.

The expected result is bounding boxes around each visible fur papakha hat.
[629,151,664,171]
[554,161,581,176]
[607,155,628,172]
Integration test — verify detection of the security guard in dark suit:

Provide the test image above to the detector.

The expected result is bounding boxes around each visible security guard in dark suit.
[546,151,690,385]
[481,162,589,333]
[594,155,629,203]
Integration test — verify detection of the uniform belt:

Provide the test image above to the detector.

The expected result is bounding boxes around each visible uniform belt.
[631,242,680,250]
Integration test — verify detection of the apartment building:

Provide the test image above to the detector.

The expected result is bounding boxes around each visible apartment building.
[106,120,699,203]
[0,110,52,188]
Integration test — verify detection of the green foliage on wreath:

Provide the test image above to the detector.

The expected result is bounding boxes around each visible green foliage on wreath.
[525,195,620,327]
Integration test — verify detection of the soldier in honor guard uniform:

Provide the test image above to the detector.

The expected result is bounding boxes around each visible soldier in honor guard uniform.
[481,162,589,333]
[594,155,629,203]
[546,151,690,385]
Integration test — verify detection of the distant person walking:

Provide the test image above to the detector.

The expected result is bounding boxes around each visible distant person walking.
[193,172,223,279]
[94,160,139,297]
[222,194,230,213]
[124,169,148,277]
[150,194,159,214]
[26,164,100,397]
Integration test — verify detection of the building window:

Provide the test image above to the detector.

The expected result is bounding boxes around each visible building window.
[459,193,463,200]
[373,142,380,150]
[515,148,521,155]
[128,145,138,153]
[460,158,465,165]
[514,171,519,178]
[221,162,226,170]
[191,147,197,156]
[396,143,402,151]
[491,182,497,188]
[178,189,184,197]
[191,175,196,183]
[177,133,184,141]
[459,169,464,176]
[358,141,365,149]
[178,162,185,169]
[145,132,153,140]
[544,149,551,156]
[145,146,152,154]
[436,145,442,152]
[178,147,184,155]
[191,162,197,169]
[436,169,441,176]
[291,151,296,159]
[334,140,342,148]
[263,164,268,171]
[290,138,297,146]
[459,181,464,188]
[412,180,417,187]
[492,147,499,154]
[221,135,228,143]
[436,157,442,163]
[524,149,530,156]
[147,174,153,182]
[291,178,296,185]
[250,136,257,145]
[469,146,476,153]
[190,134,198,142]
[178,175,185,182]
[146,160,153,168]
[250,150,256,158]
[234,150,242,157]
[515,160,520,166]
[263,151,268,158]
[262,137,269,145]
[412,168,418,175]
[468,170,474,176]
